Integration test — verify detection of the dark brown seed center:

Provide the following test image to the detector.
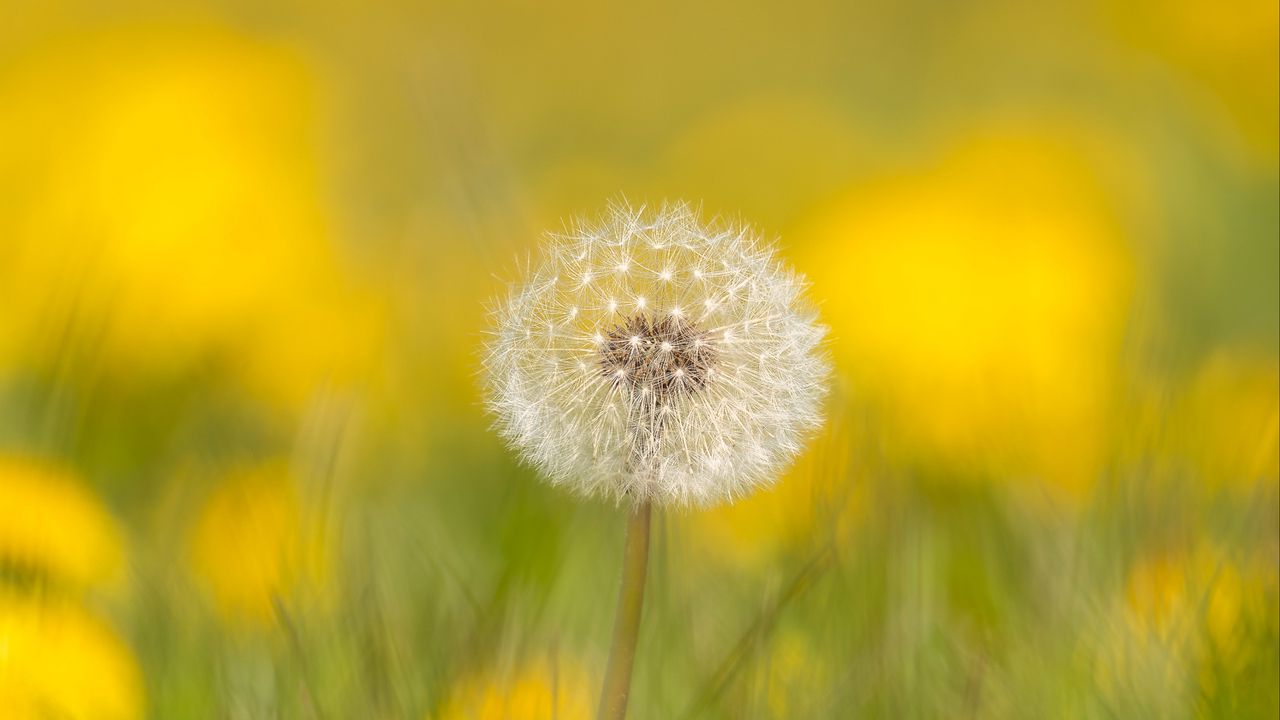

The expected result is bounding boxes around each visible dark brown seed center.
[599,314,716,402]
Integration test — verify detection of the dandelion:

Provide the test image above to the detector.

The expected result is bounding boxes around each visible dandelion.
[483,201,829,718]
[439,656,594,720]
[483,200,827,507]
[797,130,1131,501]
[0,456,123,592]
[0,29,381,413]
[189,461,330,626]
[1090,543,1277,713]
[0,593,144,720]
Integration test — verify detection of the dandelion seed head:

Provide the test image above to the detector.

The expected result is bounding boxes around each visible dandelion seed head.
[483,201,829,507]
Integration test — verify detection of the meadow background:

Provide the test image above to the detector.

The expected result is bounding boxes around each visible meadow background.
[1,1,1277,718]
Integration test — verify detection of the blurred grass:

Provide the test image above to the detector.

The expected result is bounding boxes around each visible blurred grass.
[0,0,1276,718]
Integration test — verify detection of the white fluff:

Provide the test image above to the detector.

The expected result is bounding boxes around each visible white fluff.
[482,201,829,507]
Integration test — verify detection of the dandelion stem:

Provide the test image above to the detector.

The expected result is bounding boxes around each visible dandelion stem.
[597,500,652,720]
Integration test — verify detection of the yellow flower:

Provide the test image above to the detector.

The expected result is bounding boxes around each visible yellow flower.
[1125,545,1273,660]
[1124,552,1198,643]
[797,126,1133,501]
[0,456,123,592]
[1096,543,1278,706]
[0,27,383,411]
[188,462,330,626]
[438,657,593,720]
[0,593,143,720]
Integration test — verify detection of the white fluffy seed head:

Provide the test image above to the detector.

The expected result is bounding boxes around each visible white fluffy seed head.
[482,201,830,507]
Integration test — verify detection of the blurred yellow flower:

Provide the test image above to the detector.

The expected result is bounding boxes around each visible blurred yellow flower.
[0,593,143,720]
[798,127,1133,500]
[1097,542,1279,706]
[0,456,123,592]
[0,27,383,410]
[1125,545,1274,660]
[1124,552,1201,644]
[189,462,330,626]
[438,656,593,720]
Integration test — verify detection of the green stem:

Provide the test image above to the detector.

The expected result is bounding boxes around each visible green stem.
[597,501,652,720]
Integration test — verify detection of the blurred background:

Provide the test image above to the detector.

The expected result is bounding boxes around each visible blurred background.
[0,1,1276,718]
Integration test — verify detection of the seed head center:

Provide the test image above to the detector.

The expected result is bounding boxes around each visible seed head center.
[599,314,716,401]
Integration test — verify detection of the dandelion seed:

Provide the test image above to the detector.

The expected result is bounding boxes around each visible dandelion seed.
[482,200,829,507]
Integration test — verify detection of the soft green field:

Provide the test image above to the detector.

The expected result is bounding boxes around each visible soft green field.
[0,1,1276,718]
